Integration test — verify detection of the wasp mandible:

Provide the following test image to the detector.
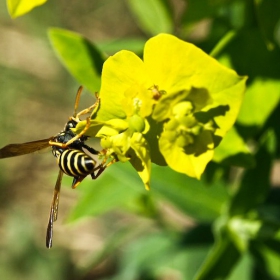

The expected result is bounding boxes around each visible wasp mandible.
[0,86,114,248]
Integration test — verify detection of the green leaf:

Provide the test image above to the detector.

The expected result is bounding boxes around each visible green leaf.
[97,37,146,55]
[116,232,177,279]
[228,130,275,216]
[48,28,104,93]
[79,227,133,277]
[195,226,241,280]
[115,230,211,280]
[152,165,229,222]
[126,0,173,35]
[69,162,229,223]
[227,254,253,280]
[216,29,280,128]
[67,162,146,222]
[254,0,280,50]
[7,0,47,18]
[182,0,249,31]
[227,217,263,252]
[250,240,280,279]
[181,0,227,24]
[213,126,255,168]
[238,77,280,127]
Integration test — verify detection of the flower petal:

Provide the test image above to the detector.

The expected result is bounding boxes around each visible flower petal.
[159,131,214,179]
[130,133,151,190]
[144,33,247,136]
[97,50,153,121]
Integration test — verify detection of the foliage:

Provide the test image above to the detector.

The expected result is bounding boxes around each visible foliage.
[3,0,280,279]
[6,0,47,18]
[51,30,246,189]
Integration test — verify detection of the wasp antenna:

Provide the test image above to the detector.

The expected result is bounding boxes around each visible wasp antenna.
[73,86,84,118]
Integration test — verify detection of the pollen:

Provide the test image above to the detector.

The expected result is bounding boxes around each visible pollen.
[133,97,142,110]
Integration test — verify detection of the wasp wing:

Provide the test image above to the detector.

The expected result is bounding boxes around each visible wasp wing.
[0,138,53,158]
[46,169,63,249]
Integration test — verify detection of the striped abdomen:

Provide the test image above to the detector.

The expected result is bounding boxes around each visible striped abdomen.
[58,149,96,177]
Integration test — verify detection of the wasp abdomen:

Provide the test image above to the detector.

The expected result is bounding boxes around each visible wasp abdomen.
[58,150,96,177]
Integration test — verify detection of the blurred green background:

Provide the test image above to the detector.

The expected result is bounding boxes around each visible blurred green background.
[0,1,144,279]
[1,0,280,279]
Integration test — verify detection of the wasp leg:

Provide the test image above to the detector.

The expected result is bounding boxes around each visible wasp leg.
[64,117,91,147]
[90,166,106,179]
[73,86,84,118]
[49,140,66,148]
[73,87,100,121]
[49,117,92,149]
[75,94,100,120]
[91,157,118,179]
[82,144,99,155]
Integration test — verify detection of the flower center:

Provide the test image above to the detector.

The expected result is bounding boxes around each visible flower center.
[133,97,142,112]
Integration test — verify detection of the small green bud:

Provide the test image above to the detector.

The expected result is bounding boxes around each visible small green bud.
[165,119,179,130]
[176,134,194,147]
[172,101,193,118]
[190,124,203,135]
[101,137,112,149]
[179,115,197,128]
[128,114,146,132]
[164,130,177,142]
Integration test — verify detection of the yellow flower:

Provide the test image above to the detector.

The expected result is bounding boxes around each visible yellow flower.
[92,34,246,185]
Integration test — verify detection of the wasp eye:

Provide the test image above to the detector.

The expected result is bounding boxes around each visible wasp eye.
[65,120,77,130]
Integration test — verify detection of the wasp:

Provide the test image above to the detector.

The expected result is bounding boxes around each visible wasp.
[0,86,114,248]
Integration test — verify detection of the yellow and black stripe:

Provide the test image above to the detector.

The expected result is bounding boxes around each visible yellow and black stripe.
[58,149,96,177]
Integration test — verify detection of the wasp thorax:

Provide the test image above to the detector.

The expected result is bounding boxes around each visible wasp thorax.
[56,131,75,144]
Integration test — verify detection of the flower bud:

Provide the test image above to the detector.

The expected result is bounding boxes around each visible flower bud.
[128,114,146,132]
[179,115,197,128]
[101,137,112,149]
[190,124,203,135]
[176,134,193,147]
[172,101,193,118]
[165,119,179,130]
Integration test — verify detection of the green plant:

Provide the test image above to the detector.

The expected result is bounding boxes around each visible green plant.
[3,0,280,279]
